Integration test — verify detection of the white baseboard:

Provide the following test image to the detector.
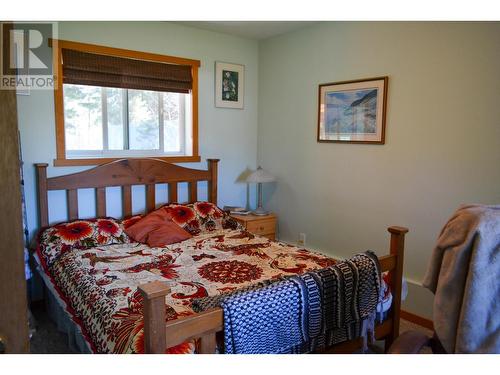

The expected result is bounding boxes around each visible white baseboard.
[402,279,434,320]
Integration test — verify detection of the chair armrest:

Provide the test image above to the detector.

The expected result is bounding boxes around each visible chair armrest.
[387,331,431,354]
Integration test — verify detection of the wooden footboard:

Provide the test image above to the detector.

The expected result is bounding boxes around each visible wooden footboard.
[139,226,408,354]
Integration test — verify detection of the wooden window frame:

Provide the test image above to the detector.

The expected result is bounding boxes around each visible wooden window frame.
[51,39,201,167]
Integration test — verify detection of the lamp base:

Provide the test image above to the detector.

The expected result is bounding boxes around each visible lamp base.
[252,207,269,216]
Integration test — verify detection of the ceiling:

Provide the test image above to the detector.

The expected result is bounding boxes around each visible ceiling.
[180,21,318,40]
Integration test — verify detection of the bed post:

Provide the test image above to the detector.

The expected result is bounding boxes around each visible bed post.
[385,226,408,352]
[138,281,170,354]
[35,163,49,228]
[207,159,219,204]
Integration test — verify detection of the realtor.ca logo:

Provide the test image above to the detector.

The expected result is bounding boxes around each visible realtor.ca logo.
[1,22,57,91]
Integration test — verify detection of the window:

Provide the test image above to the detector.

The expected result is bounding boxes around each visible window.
[63,85,191,157]
[52,39,200,166]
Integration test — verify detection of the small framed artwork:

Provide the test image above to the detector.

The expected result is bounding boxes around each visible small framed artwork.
[215,61,244,109]
[317,76,388,144]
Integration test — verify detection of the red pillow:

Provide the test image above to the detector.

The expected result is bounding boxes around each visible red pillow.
[124,208,192,247]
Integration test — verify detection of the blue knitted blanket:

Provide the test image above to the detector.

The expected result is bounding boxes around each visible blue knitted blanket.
[193,251,381,354]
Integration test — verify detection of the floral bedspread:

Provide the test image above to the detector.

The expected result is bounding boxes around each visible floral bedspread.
[39,227,337,353]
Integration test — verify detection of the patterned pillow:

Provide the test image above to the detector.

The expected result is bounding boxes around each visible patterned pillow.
[37,218,130,268]
[122,215,143,229]
[163,202,242,235]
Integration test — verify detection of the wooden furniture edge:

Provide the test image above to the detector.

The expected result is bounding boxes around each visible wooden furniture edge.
[53,155,201,167]
[138,281,170,354]
[231,213,277,222]
[165,309,223,351]
[49,38,201,67]
[35,158,219,228]
[35,163,49,228]
[384,225,407,351]
[400,310,434,331]
[232,213,277,240]
[139,225,408,354]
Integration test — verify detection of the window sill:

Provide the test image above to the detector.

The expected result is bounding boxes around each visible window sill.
[53,155,201,167]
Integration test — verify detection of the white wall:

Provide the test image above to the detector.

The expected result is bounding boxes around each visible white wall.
[258,22,500,317]
[18,21,259,239]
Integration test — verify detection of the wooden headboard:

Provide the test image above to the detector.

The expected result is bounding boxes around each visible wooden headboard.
[35,158,219,227]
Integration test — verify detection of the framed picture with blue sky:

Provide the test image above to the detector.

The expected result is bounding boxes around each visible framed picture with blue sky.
[317,76,388,144]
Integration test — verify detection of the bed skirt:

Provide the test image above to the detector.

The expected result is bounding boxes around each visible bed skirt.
[36,265,92,354]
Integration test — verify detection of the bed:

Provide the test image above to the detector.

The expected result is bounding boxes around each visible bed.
[34,158,407,354]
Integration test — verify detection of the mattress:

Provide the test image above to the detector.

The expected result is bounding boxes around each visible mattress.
[35,227,339,353]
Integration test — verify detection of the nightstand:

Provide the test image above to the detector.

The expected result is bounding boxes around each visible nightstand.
[231,213,277,240]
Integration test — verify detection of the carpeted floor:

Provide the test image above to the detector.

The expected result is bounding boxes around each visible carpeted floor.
[398,319,433,353]
[30,304,75,354]
[29,304,433,354]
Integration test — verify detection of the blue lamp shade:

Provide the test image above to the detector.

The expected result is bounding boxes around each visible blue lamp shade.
[246,167,275,215]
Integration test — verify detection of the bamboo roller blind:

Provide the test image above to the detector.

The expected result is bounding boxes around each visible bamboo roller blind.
[61,49,193,93]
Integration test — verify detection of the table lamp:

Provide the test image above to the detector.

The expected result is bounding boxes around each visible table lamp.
[246,166,276,216]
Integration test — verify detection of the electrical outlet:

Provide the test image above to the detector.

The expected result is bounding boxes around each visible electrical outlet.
[298,233,306,246]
